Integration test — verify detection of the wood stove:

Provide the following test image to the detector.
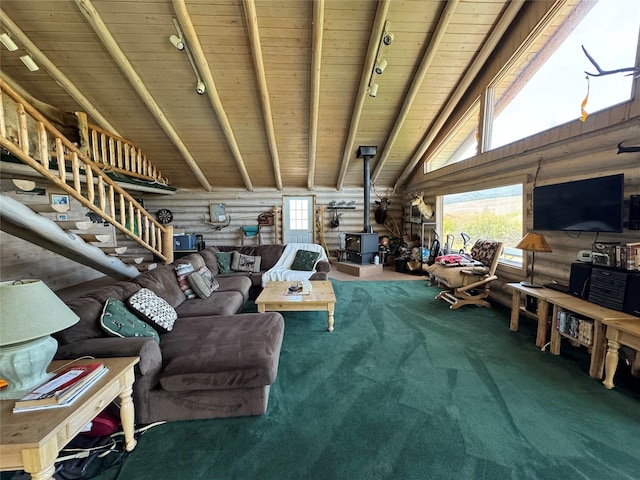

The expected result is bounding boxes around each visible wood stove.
[345,233,379,264]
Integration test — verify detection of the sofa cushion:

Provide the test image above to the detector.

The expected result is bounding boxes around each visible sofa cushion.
[231,251,261,272]
[174,263,196,299]
[215,275,252,304]
[159,312,284,391]
[215,251,234,274]
[173,291,245,317]
[128,288,178,332]
[133,265,186,308]
[198,247,220,275]
[290,249,321,271]
[100,298,160,343]
[188,266,219,298]
[252,244,285,270]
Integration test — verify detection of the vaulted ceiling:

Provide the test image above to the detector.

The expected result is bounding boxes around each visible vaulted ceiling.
[0,0,526,192]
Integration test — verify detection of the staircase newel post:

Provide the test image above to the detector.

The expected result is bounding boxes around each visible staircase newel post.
[75,111,91,157]
[162,224,174,264]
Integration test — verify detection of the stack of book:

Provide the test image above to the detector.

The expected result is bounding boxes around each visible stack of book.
[13,362,107,413]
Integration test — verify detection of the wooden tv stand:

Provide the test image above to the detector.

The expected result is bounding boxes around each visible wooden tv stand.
[507,283,639,380]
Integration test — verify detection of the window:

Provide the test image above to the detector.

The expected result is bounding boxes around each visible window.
[489,0,640,150]
[288,198,309,230]
[442,184,523,267]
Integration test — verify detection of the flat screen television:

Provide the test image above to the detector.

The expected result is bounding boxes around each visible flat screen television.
[533,174,624,233]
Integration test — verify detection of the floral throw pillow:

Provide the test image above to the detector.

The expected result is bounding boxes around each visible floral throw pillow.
[127,288,178,333]
[100,298,160,343]
[231,251,262,273]
[290,250,321,271]
[188,266,220,298]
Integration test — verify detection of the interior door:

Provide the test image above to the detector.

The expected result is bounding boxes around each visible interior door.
[283,195,315,244]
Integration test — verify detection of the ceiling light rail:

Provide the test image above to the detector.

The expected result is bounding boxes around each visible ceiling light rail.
[170,18,205,95]
[368,21,393,97]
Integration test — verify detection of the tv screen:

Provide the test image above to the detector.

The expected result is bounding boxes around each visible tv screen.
[533,174,624,233]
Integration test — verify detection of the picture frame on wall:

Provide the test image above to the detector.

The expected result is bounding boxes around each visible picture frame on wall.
[209,203,227,223]
[50,194,69,205]
[56,213,68,221]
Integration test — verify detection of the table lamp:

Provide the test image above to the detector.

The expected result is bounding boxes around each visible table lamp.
[516,233,552,288]
[0,279,79,399]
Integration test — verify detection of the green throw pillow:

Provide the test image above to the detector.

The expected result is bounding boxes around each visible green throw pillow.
[215,251,233,274]
[291,249,321,271]
[100,298,160,343]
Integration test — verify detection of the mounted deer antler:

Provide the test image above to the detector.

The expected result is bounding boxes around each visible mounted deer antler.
[410,192,434,219]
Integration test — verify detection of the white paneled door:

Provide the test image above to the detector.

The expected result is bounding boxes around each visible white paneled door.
[283,196,315,244]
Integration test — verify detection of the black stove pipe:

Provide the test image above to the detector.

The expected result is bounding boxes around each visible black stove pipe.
[356,146,377,234]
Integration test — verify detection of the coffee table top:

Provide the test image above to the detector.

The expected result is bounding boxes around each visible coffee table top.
[256,280,335,305]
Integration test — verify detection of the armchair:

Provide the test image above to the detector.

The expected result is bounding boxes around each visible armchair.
[425,239,504,309]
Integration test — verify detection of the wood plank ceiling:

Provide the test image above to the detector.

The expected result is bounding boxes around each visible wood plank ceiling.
[0,0,518,192]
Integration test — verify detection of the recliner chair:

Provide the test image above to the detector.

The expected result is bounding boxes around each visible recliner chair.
[426,239,504,309]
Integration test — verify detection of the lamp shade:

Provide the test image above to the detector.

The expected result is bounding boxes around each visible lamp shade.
[0,279,79,346]
[516,233,552,253]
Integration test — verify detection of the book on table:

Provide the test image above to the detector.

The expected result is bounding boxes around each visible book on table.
[14,362,107,410]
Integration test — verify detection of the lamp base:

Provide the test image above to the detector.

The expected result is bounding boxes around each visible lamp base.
[0,335,57,399]
[520,281,544,288]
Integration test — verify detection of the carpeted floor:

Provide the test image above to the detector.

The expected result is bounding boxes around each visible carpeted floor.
[14,280,640,480]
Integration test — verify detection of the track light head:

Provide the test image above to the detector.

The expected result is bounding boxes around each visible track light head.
[375,59,388,75]
[369,83,379,98]
[170,34,185,51]
[0,33,19,51]
[19,55,39,72]
[196,81,206,95]
[382,32,394,46]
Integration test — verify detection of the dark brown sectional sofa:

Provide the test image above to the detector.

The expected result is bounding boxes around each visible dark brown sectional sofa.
[53,244,331,424]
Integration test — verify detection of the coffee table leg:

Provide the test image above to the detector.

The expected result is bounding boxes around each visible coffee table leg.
[327,303,335,332]
[119,386,138,451]
[603,339,620,389]
[27,466,56,480]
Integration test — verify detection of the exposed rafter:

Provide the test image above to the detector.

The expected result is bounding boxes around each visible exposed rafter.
[0,9,121,137]
[172,0,254,192]
[73,0,213,192]
[371,0,460,185]
[243,0,283,191]
[335,0,390,191]
[308,0,324,191]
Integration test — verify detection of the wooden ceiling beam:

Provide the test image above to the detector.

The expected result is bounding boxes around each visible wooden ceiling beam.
[0,9,121,137]
[393,0,526,192]
[370,0,460,185]
[335,0,390,191]
[173,0,254,192]
[243,0,283,191]
[74,0,213,192]
[307,0,324,191]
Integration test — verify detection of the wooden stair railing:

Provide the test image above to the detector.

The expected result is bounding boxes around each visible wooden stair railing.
[0,78,174,263]
[85,121,169,186]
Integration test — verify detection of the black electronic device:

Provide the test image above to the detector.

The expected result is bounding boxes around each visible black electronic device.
[623,274,640,316]
[569,262,592,299]
[533,174,624,232]
[630,194,640,230]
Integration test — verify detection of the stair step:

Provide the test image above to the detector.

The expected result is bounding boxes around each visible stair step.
[137,262,157,271]
[117,256,144,265]
[100,246,127,255]
[77,233,111,243]
[56,220,94,230]
[30,204,70,214]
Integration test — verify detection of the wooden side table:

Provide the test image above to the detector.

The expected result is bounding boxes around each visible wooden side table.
[602,319,640,389]
[0,357,139,480]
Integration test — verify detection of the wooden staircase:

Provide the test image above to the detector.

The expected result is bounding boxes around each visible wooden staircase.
[0,78,172,276]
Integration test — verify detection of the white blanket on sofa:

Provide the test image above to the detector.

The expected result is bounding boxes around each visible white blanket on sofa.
[261,243,328,287]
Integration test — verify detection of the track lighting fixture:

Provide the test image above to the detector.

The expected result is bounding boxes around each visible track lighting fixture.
[369,83,379,98]
[0,33,18,51]
[169,34,185,51]
[375,59,387,75]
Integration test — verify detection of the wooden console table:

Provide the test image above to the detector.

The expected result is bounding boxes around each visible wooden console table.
[602,319,640,389]
[0,357,139,480]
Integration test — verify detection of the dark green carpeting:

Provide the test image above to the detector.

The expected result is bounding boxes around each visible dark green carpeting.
[13,280,640,480]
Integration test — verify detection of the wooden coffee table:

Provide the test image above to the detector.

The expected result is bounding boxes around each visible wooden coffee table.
[256,280,337,332]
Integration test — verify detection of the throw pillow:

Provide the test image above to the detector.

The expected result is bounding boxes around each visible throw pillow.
[188,266,220,298]
[231,251,262,273]
[174,263,196,299]
[291,249,321,271]
[215,251,234,274]
[100,298,160,343]
[127,288,178,333]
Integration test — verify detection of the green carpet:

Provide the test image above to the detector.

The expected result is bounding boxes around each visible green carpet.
[17,280,640,479]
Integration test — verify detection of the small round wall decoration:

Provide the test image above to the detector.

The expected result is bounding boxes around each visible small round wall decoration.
[156,208,173,224]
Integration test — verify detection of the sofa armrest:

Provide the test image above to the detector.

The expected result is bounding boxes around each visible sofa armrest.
[315,260,331,274]
[55,337,162,377]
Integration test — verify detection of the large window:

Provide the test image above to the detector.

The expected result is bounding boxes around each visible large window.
[442,184,523,267]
